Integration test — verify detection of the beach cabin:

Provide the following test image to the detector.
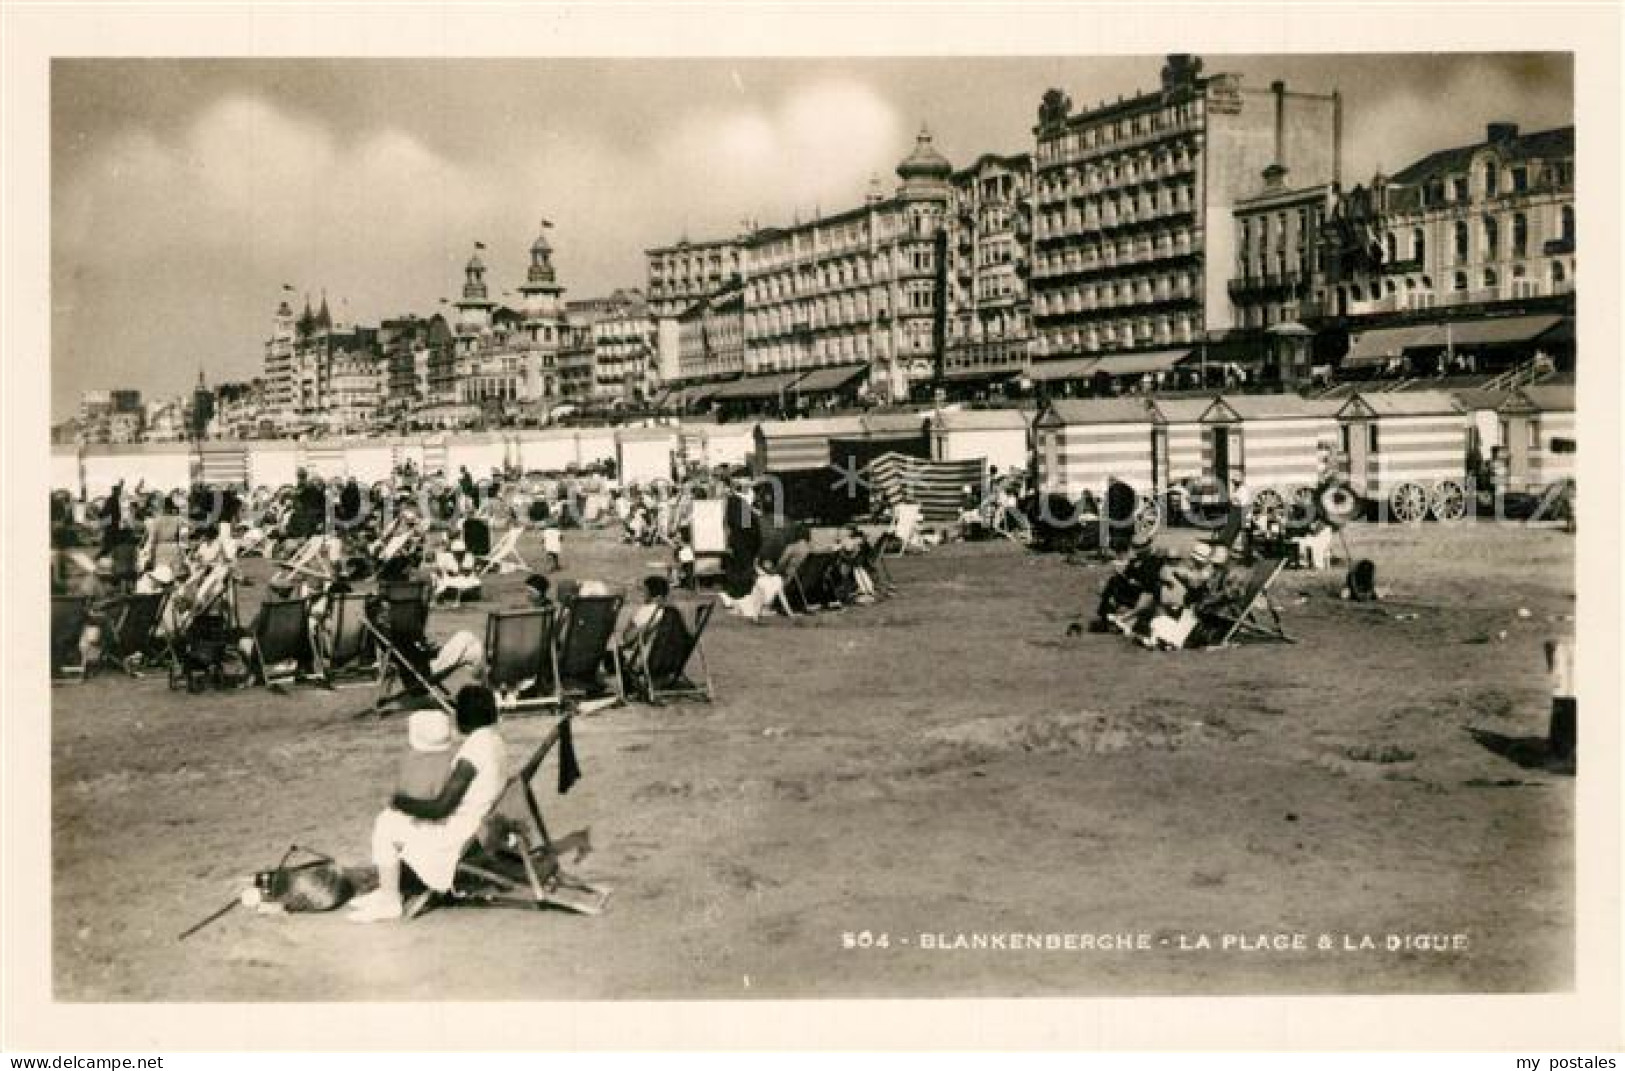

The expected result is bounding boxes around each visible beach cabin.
[1197,395,1341,512]
[1335,390,1469,522]
[513,429,578,474]
[697,424,755,470]
[444,432,512,484]
[616,426,680,486]
[81,443,194,498]
[928,409,1033,477]
[752,416,866,477]
[1498,385,1576,494]
[51,445,81,497]
[197,441,251,491]
[575,428,620,470]
[1448,388,1513,468]
[249,440,302,492]
[342,438,398,486]
[1032,398,1157,499]
[1146,397,1212,493]
[301,439,348,481]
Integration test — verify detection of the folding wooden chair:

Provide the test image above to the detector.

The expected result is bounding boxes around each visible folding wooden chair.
[436,712,611,917]
[371,581,452,713]
[317,592,379,687]
[553,594,626,703]
[626,601,715,706]
[102,590,171,677]
[476,527,528,576]
[271,536,330,584]
[1206,556,1294,646]
[786,551,838,613]
[247,597,319,688]
[486,607,563,712]
[51,596,89,683]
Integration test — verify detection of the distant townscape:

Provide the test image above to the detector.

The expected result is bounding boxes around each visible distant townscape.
[57,54,1574,447]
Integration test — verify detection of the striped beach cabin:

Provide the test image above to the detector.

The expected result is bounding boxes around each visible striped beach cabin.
[928,409,1033,477]
[616,426,680,486]
[1335,390,1470,522]
[752,416,867,476]
[1499,385,1576,493]
[1032,398,1157,498]
[1147,397,1212,492]
[1198,395,1341,513]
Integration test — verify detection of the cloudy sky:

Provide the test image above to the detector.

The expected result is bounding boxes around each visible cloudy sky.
[51,53,1571,419]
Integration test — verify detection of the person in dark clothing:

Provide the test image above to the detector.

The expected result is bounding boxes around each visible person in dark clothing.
[1104,476,1138,554]
[723,488,762,599]
[458,466,477,503]
[338,478,364,534]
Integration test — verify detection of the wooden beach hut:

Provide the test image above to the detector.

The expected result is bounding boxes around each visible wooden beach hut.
[1197,394,1341,513]
[1032,398,1157,499]
[928,409,1033,476]
[1498,385,1575,494]
[1335,390,1469,522]
[1146,396,1212,493]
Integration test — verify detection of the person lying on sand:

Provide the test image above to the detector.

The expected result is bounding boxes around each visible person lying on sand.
[720,558,795,623]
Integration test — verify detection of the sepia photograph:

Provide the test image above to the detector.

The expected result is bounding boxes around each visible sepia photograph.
[5,2,1622,1054]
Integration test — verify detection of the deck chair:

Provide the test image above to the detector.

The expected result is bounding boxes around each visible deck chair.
[248,597,318,688]
[317,592,378,687]
[102,590,171,677]
[1205,556,1294,646]
[476,527,528,576]
[51,596,89,682]
[485,607,562,712]
[553,594,625,703]
[437,712,611,917]
[786,551,838,613]
[625,601,715,706]
[271,536,330,583]
[371,581,450,713]
[886,503,925,556]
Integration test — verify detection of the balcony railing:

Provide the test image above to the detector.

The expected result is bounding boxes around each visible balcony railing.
[1544,237,1575,255]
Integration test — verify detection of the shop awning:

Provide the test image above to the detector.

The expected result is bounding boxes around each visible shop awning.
[709,372,804,401]
[1440,314,1566,347]
[1026,356,1101,382]
[790,363,868,394]
[941,365,1023,382]
[1091,349,1194,376]
[1342,325,1442,367]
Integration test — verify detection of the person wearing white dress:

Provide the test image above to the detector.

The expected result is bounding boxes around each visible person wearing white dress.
[350,685,509,922]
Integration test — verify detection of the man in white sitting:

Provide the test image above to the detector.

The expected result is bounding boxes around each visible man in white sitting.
[349,685,508,922]
[719,558,796,623]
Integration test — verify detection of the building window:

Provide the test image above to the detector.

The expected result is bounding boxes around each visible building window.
[1413,228,1426,262]
[1483,216,1499,260]
[1454,221,1470,263]
[1483,268,1498,290]
[1453,176,1469,203]
[1511,166,1528,193]
[1453,272,1468,291]
[1512,213,1528,258]
[1484,161,1499,198]
[1551,260,1566,284]
[1561,206,1575,243]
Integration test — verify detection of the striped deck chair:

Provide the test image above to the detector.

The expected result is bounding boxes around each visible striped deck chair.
[486,607,562,713]
[1205,556,1293,646]
[51,596,89,683]
[371,581,451,713]
[625,601,714,706]
[476,527,528,577]
[271,536,330,584]
[553,594,625,704]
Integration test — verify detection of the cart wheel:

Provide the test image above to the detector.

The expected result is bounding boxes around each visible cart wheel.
[1133,495,1161,540]
[1428,479,1467,522]
[1388,482,1428,524]
[1251,487,1285,519]
[1288,485,1318,524]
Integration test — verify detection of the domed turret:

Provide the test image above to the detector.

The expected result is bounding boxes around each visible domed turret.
[896,124,952,185]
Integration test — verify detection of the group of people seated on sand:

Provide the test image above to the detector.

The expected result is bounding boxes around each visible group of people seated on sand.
[718,523,893,623]
[1077,533,1248,651]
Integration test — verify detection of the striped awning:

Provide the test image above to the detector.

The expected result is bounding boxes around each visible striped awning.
[1027,356,1101,382]
[710,372,804,401]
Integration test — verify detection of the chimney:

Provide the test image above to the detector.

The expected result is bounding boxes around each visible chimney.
[1272,80,1287,171]
[1487,122,1519,144]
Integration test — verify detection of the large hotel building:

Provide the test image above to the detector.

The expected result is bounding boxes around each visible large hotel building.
[1028,55,1340,379]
